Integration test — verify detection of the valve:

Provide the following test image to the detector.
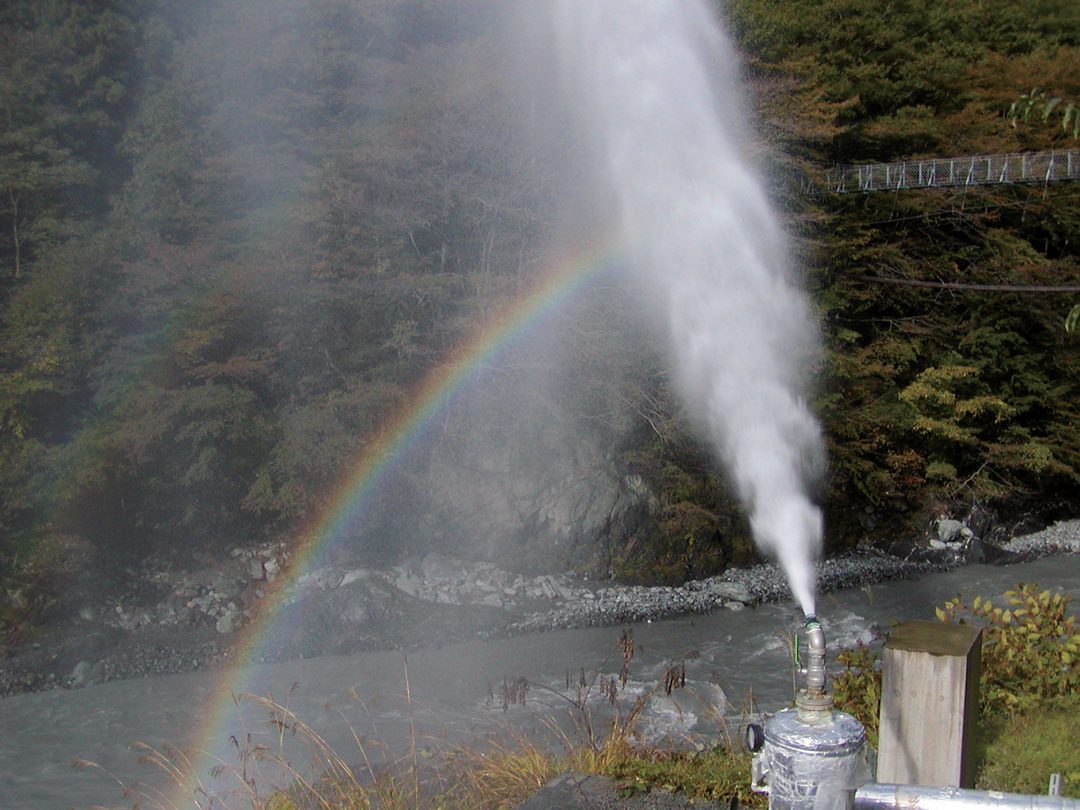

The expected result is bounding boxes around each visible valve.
[745,722,765,753]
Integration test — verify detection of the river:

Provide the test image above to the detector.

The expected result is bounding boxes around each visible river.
[4,554,1079,810]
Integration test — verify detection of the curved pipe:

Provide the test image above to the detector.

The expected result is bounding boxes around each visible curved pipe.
[856,783,1080,810]
[804,616,827,694]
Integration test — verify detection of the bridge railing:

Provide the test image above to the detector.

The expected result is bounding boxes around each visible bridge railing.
[827,149,1080,193]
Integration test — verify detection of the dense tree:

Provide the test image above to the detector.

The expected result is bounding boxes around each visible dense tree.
[0,1,140,282]
[726,0,1080,539]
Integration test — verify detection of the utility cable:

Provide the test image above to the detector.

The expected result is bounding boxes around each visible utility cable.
[862,275,1080,293]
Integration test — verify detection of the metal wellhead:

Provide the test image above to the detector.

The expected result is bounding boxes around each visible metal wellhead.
[749,616,871,810]
[747,616,1079,810]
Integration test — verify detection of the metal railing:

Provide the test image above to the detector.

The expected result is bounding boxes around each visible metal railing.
[827,149,1080,193]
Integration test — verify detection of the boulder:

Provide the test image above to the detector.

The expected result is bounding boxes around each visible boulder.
[264,558,281,582]
[706,580,753,604]
[961,537,986,565]
[340,568,371,588]
[71,660,92,687]
[421,553,462,583]
[393,575,422,598]
[216,606,242,634]
[311,568,344,590]
[936,518,963,543]
[964,505,995,538]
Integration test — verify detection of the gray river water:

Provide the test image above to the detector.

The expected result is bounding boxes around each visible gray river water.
[3,554,1079,810]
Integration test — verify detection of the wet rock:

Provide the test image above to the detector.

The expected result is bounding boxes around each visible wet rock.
[248,559,265,581]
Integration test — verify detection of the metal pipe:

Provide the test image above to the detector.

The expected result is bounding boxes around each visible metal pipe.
[804,615,827,694]
[856,783,1080,810]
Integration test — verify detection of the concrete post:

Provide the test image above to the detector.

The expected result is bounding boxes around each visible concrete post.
[876,620,982,788]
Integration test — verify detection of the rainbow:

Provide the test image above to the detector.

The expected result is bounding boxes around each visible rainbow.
[167,237,622,807]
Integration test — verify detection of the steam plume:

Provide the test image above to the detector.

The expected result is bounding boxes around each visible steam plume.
[546,0,824,614]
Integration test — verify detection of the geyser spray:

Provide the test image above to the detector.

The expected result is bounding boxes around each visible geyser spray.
[547,0,824,615]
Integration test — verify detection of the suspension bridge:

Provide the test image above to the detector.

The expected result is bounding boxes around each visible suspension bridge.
[827,148,1080,193]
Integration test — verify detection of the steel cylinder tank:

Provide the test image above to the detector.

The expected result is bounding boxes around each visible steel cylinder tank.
[751,707,869,810]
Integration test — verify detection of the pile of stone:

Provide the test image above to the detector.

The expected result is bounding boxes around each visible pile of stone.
[1004,517,1080,555]
[505,578,754,634]
[98,540,290,635]
[292,553,589,612]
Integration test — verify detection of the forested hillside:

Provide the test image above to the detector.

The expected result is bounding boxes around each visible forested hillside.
[3,0,1080,608]
[726,0,1080,538]
[1,0,559,575]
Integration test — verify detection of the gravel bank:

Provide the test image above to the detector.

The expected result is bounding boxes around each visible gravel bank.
[1004,517,1080,554]
[3,521,1078,697]
[503,519,1080,634]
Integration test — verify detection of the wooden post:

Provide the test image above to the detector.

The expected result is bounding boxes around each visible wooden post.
[876,620,982,789]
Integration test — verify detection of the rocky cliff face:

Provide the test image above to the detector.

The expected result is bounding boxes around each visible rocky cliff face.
[377,362,658,573]
[416,413,654,572]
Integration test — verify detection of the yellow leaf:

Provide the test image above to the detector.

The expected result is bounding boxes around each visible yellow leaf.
[935,607,946,622]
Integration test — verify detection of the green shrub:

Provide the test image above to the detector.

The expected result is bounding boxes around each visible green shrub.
[936,584,1080,714]
[830,643,882,748]
[832,583,1080,795]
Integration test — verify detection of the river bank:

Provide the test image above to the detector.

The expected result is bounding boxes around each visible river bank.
[4,550,1080,810]
[2,518,1078,698]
